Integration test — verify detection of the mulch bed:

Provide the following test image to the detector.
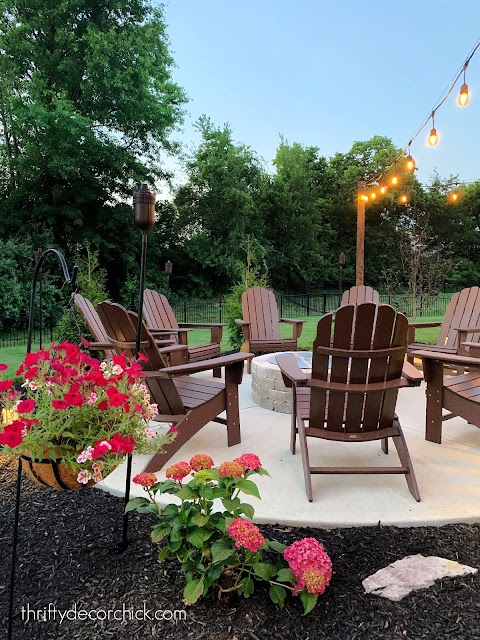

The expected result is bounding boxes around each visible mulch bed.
[0,455,478,640]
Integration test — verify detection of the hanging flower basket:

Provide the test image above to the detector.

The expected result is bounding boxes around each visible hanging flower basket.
[20,454,96,491]
[0,342,174,490]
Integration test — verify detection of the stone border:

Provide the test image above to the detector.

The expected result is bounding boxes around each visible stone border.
[251,353,311,413]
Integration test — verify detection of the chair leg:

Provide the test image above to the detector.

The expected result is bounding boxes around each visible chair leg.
[392,423,420,502]
[297,418,313,502]
[381,438,388,454]
[290,389,297,454]
[213,367,221,378]
[225,368,241,446]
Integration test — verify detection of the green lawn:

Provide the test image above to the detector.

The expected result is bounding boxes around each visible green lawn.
[0,317,442,373]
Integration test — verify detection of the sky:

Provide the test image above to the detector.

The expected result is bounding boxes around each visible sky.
[160,0,480,186]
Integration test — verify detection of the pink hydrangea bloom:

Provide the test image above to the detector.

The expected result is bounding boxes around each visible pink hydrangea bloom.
[218,460,244,478]
[284,537,332,595]
[189,453,214,472]
[165,461,191,481]
[228,518,265,552]
[133,472,158,488]
[298,567,329,596]
[233,453,262,470]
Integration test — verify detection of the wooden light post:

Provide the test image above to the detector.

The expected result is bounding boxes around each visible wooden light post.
[356,180,366,286]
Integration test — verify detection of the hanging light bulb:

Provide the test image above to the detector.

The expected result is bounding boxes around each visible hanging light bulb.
[458,82,469,106]
[370,191,377,200]
[400,194,409,204]
[405,143,416,172]
[457,64,470,106]
[449,190,460,203]
[379,185,387,195]
[405,155,416,171]
[428,111,438,146]
[391,175,399,186]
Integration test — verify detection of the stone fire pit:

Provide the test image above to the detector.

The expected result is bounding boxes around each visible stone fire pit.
[250,352,312,413]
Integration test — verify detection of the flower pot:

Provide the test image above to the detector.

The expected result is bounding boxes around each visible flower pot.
[20,455,95,491]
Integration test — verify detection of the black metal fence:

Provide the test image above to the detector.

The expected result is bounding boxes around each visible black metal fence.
[278,292,453,319]
[0,293,453,349]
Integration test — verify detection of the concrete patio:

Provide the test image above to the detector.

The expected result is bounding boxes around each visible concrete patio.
[100,369,480,529]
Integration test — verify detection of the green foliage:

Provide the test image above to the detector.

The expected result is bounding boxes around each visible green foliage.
[174,117,266,293]
[0,0,186,298]
[224,236,268,350]
[57,246,109,345]
[128,455,329,613]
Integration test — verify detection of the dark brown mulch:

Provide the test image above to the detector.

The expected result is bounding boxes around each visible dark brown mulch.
[0,455,478,640]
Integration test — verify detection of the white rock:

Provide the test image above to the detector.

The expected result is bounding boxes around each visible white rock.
[362,554,477,601]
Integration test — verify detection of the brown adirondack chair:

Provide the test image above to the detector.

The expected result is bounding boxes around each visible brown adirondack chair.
[143,289,223,377]
[408,287,480,360]
[74,293,178,363]
[73,293,117,360]
[340,285,380,306]
[410,347,480,444]
[97,301,252,473]
[276,302,422,502]
[236,287,304,372]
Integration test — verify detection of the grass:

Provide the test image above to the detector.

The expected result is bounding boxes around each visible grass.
[0,317,442,372]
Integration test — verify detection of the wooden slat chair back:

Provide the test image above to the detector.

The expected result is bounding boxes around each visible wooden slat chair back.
[340,285,380,306]
[409,287,480,358]
[237,287,304,371]
[143,289,223,376]
[276,302,421,502]
[437,286,480,350]
[244,287,282,341]
[73,293,116,360]
[97,301,250,472]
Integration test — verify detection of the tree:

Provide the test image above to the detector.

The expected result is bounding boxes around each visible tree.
[174,117,266,294]
[258,139,335,291]
[0,0,186,298]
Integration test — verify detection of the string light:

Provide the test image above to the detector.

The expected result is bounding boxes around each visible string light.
[405,143,416,172]
[365,37,480,192]
[457,63,470,106]
[428,110,438,146]
[399,194,409,204]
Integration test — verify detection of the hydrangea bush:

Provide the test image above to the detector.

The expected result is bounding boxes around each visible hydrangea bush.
[128,453,332,613]
[0,341,174,485]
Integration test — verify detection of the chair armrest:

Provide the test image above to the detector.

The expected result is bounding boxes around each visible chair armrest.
[280,318,305,325]
[178,323,224,343]
[147,352,254,377]
[408,321,442,329]
[401,359,423,385]
[84,341,112,350]
[279,319,304,339]
[276,353,309,388]
[149,327,192,335]
[306,378,412,393]
[178,323,225,329]
[413,349,480,368]
[235,320,250,326]
[157,344,188,354]
[455,325,480,333]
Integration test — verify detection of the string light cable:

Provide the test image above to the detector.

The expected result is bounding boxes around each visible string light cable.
[366,36,480,189]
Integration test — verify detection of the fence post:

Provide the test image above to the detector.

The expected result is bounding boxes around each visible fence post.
[183,301,187,323]
[219,299,223,323]
[307,294,310,317]
[280,295,283,318]
[323,293,327,314]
